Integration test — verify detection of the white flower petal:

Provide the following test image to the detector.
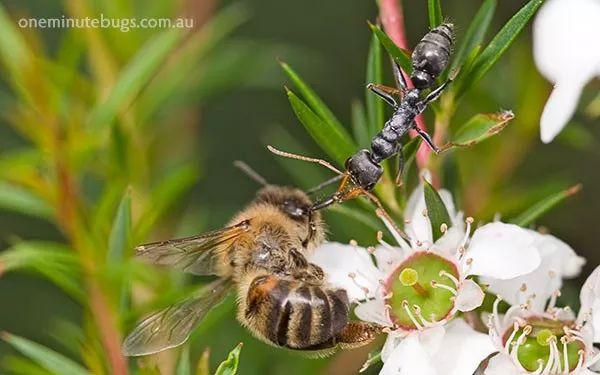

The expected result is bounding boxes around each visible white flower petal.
[354,298,393,327]
[534,0,600,143]
[419,326,446,357]
[308,242,383,302]
[405,175,460,248]
[484,353,521,375]
[456,279,485,312]
[540,80,586,143]
[434,223,465,257]
[380,333,437,375]
[579,265,600,341]
[482,231,584,311]
[432,319,496,375]
[373,245,406,275]
[467,222,541,279]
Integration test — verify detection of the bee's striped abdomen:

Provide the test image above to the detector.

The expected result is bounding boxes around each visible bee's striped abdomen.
[243,275,350,350]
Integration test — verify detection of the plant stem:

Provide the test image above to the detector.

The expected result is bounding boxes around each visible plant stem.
[378,0,431,168]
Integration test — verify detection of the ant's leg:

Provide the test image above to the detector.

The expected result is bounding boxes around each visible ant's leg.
[392,61,408,92]
[414,125,440,154]
[421,79,451,106]
[366,84,398,108]
[394,147,405,186]
[362,190,409,240]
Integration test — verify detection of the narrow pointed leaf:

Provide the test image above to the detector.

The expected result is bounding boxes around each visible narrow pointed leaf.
[450,0,496,73]
[441,110,515,150]
[368,22,412,74]
[428,0,443,28]
[366,33,384,139]
[0,182,53,219]
[280,61,347,136]
[88,28,185,131]
[511,185,582,227]
[107,189,132,263]
[1,333,89,375]
[176,346,191,375]
[399,136,422,181]
[0,242,83,301]
[455,0,543,98]
[195,349,211,375]
[287,89,354,165]
[423,181,452,242]
[214,343,242,375]
[351,100,370,148]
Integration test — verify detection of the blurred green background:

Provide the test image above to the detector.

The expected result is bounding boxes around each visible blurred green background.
[0,0,598,374]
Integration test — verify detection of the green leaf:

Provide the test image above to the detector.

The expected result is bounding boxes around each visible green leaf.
[107,189,132,263]
[107,189,132,312]
[176,345,191,375]
[0,182,53,219]
[0,242,83,301]
[135,163,199,238]
[450,0,496,73]
[286,89,354,165]
[398,137,422,182]
[195,349,211,375]
[368,22,412,74]
[511,185,582,227]
[214,343,243,375]
[280,61,348,139]
[454,0,543,98]
[0,5,34,93]
[1,333,89,375]
[428,0,443,28]
[423,181,451,242]
[87,28,185,131]
[441,111,515,150]
[366,32,384,140]
[351,100,370,148]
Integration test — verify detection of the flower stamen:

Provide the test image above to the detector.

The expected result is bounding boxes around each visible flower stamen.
[430,280,457,296]
[402,300,423,330]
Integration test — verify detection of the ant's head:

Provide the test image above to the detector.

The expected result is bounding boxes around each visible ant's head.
[410,70,434,90]
[345,149,383,191]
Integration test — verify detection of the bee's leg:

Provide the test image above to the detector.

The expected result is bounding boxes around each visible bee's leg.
[366,84,399,108]
[335,321,380,349]
[302,209,316,248]
[394,146,405,186]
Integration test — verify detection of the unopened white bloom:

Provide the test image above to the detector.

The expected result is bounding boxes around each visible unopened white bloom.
[533,0,600,143]
[309,177,542,375]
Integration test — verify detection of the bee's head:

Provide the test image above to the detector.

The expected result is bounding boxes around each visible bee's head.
[254,185,313,221]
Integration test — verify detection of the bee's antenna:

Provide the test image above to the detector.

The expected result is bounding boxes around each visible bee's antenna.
[306,175,344,195]
[233,161,269,186]
[267,145,344,175]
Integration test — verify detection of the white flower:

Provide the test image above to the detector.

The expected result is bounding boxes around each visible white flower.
[485,265,600,374]
[308,177,542,375]
[481,229,585,312]
[533,0,600,143]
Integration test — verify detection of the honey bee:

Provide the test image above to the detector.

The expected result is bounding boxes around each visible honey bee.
[122,162,379,356]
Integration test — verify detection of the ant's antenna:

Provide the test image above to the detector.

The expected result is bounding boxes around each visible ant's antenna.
[233,161,269,186]
[267,145,344,175]
[306,175,344,195]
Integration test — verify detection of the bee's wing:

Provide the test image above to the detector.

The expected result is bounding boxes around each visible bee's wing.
[135,220,251,275]
[122,277,233,356]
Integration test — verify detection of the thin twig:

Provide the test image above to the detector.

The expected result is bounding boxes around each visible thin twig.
[378,0,431,168]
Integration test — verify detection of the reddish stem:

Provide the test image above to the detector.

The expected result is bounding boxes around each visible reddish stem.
[379,0,431,167]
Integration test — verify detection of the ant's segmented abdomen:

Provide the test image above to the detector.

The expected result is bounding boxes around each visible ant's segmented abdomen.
[411,23,454,89]
[242,275,350,349]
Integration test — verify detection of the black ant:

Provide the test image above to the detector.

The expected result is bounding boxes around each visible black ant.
[270,23,455,235]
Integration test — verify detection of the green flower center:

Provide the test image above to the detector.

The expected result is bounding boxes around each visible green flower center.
[503,318,584,372]
[385,251,459,329]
